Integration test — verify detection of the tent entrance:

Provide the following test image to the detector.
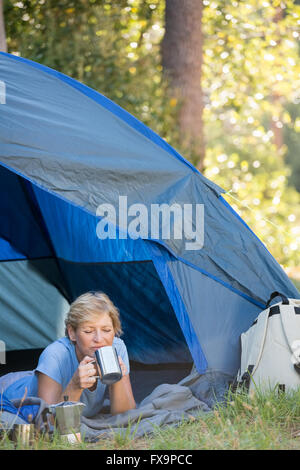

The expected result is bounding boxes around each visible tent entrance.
[0,164,193,364]
[0,254,193,401]
[55,259,193,366]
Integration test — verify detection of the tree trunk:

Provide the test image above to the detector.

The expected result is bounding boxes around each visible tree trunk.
[0,0,7,53]
[162,0,205,171]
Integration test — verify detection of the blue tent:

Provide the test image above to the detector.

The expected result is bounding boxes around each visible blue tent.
[0,52,299,381]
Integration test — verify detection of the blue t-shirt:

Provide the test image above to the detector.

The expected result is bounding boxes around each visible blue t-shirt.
[1,336,129,418]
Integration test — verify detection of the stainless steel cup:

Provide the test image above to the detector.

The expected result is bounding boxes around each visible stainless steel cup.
[95,345,122,384]
[11,424,35,446]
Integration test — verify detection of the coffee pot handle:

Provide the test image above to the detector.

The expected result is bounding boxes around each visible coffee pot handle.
[41,407,55,434]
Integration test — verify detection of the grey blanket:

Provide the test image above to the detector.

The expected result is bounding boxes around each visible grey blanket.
[80,382,211,442]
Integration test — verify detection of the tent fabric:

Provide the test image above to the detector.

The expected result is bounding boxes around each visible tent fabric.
[166,258,262,375]
[0,257,69,350]
[0,52,299,378]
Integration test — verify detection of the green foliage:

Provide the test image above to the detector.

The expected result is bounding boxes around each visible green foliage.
[204,119,300,266]
[4,0,178,140]
[201,0,300,267]
[3,0,300,267]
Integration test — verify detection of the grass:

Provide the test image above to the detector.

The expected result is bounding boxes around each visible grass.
[1,386,300,450]
[134,386,300,450]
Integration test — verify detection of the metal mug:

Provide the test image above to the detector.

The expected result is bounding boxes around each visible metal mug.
[11,423,35,446]
[95,345,122,385]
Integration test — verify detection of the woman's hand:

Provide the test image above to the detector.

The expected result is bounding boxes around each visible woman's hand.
[38,356,98,405]
[71,356,98,390]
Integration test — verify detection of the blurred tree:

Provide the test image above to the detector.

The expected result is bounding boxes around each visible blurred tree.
[4,0,177,141]
[162,0,205,170]
[202,0,300,267]
[0,0,6,52]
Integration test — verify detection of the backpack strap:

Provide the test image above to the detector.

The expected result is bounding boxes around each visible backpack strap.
[266,291,289,308]
[278,305,300,371]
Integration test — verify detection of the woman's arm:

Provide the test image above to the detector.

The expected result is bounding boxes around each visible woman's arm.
[37,356,97,404]
[109,356,136,415]
[38,354,136,414]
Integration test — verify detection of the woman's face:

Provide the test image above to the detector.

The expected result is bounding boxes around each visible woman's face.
[68,312,115,362]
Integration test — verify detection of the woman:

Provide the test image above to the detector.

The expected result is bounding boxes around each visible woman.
[0,292,136,417]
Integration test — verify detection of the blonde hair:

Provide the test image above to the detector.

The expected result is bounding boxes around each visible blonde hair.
[65,291,122,337]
